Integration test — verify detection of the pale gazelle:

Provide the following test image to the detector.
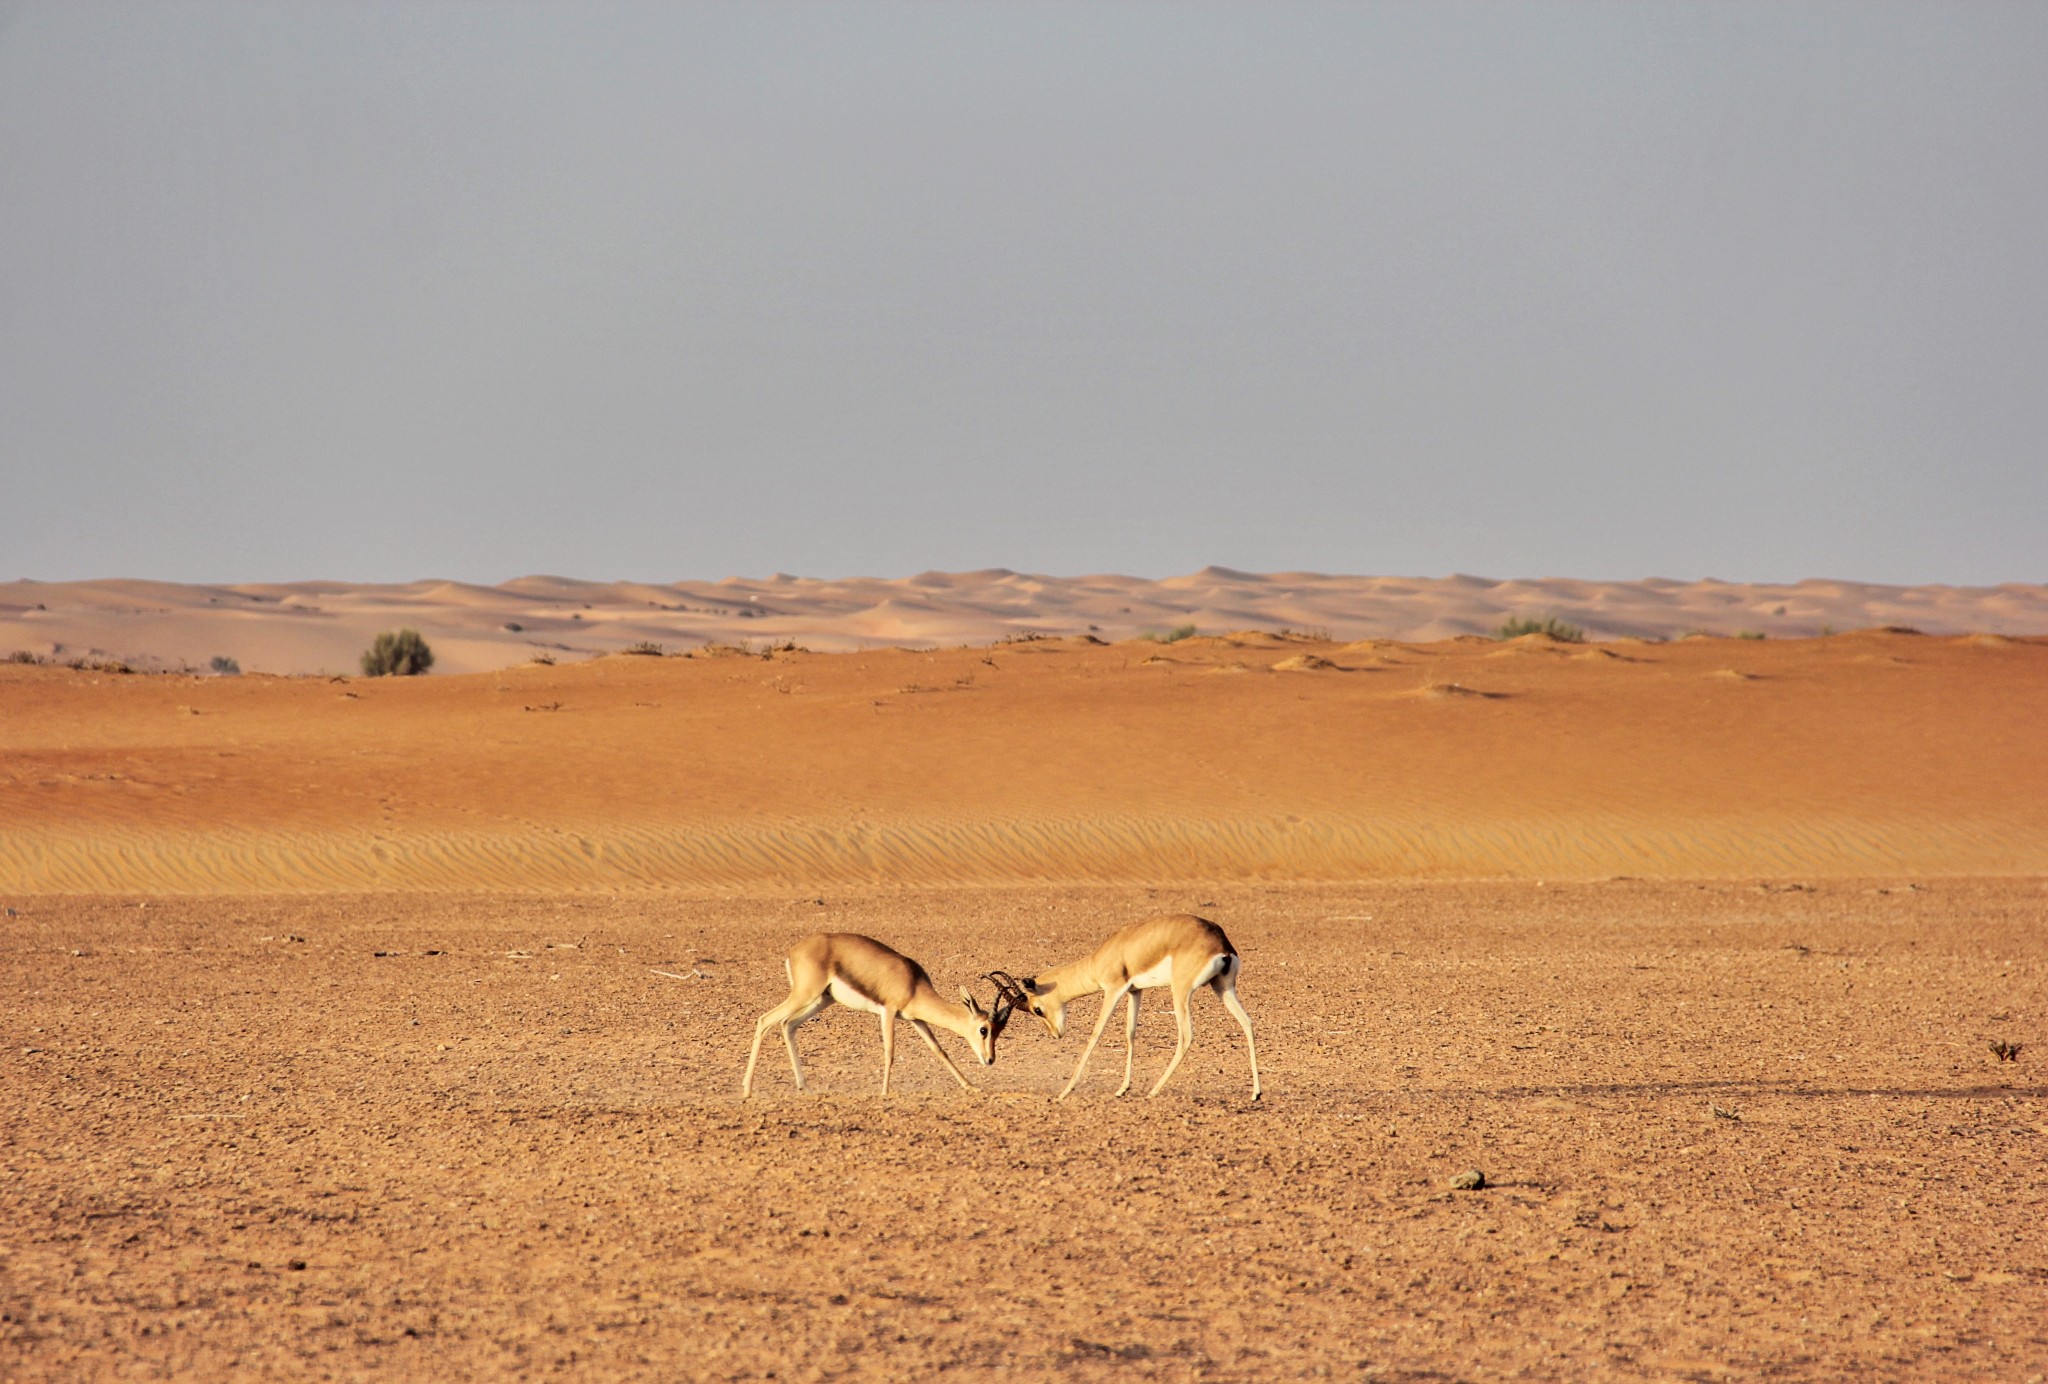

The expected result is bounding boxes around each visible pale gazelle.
[742,933,1013,1096]
[986,913,1260,1101]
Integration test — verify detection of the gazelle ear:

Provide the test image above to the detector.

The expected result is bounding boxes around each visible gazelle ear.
[960,987,982,1012]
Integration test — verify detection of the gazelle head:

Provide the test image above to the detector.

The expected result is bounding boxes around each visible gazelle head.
[985,970,1062,1039]
[957,988,1004,1065]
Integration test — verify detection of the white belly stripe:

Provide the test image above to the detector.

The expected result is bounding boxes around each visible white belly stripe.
[827,978,887,1014]
[1128,957,1174,989]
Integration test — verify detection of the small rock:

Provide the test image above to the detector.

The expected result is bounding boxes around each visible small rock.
[1450,1168,1487,1191]
[287,1259,307,1272]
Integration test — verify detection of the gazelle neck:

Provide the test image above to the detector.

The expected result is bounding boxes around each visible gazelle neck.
[902,982,973,1038]
[1036,958,1101,1004]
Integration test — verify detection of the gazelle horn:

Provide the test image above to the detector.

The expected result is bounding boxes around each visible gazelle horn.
[982,970,1030,1034]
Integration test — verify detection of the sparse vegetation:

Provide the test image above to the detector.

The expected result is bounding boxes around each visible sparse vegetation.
[1736,630,1766,640]
[621,641,665,656]
[1989,1039,2023,1063]
[6,650,40,664]
[529,652,556,666]
[1495,615,1584,643]
[209,655,241,675]
[1274,626,1331,642]
[1144,623,1199,644]
[360,629,434,677]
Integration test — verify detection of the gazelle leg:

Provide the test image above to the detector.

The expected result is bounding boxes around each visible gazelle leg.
[1113,989,1142,1098]
[744,993,817,1096]
[779,992,831,1092]
[1057,985,1130,1101]
[908,1018,975,1091]
[1145,985,1198,1097]
[1215,966,1262,1100]
[879,1009,895,1096]
[742,1010,780,1097]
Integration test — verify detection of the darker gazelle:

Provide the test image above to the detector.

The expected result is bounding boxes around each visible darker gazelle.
[742,933,1015,1096]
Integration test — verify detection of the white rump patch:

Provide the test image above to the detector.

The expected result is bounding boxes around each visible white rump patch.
[827,978,887,1015]
[1191,953,1229,989]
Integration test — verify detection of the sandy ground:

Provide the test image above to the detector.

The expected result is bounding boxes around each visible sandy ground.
[3,630,2045,1378]
[6,570,2047,675]
[3,883,2043,1380]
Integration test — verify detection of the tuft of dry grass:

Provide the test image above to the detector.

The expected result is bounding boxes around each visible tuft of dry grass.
[1496,615,1584,643]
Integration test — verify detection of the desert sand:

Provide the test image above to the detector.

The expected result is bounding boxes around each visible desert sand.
[6,569,2047,675]
[3,629,2045,1378]
[4,629,2044,893]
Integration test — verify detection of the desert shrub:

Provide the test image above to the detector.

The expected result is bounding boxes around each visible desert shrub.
[1144,623,1199,644]
[209,655,241,674]
[360,629,434,677]
[6,650,40,665]
[621,641,665,656]
[1736,630,1766,640]
[1496,615,1585,643]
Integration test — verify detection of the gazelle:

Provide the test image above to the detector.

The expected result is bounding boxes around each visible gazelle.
[986,913,1260,1101]
[742,933,1013,1097]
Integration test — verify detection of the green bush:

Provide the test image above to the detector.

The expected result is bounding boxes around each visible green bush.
[361,629,434,677]
[1144,623,1199,644]
[1495,615,1585,643]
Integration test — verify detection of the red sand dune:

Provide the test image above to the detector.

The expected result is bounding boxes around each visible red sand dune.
[4,629,2042,893]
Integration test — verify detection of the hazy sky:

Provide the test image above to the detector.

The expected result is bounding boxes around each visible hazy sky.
[3,2,2043,586]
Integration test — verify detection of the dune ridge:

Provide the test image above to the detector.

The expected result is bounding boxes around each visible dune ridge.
[4,631,2043,893]
[6,569,2046,675]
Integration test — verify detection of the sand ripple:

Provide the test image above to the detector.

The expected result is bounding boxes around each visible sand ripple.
[6,808,2042,895]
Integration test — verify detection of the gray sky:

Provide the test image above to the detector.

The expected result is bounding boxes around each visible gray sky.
[3,2,2043,586]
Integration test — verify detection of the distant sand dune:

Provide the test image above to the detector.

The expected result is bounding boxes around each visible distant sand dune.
[5,569,2046,675]
[4,631,2042,892]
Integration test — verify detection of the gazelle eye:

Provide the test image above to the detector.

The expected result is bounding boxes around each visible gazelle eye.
[979,1026,988,1036]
